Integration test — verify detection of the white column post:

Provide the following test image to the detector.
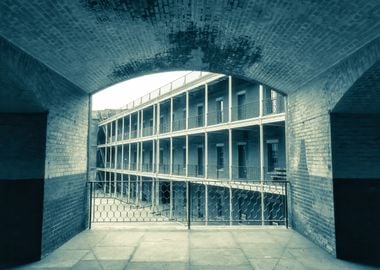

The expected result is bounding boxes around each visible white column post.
[170,137,173,175]
[104,147,108,193]
[114,145,117,197]
[153,105,156,135]
[129,114,132,139]
[115,119,118,142]
[259,84,264,117]
[169,180,173,219]
[151,177,155,211]
[205,84,208,126]
[229,186,233,226]
[105,124,108,144]
[186,91,189,130]
[205,133,208,179]
[156,139,160,173]
[170,97,174,132]
[128,144,131,171]
[229,129,232,181]
[260,124,265,225]
[122,116,125,141]
[137,111,140,138]
[157,102,161,134]
[141,109,144,137]
[205,184,208,225]
[228,76,232,122]
[186,135,189,177]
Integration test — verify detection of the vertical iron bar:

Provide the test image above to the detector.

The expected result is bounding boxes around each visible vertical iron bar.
[285,181,289,229]
[89,182,93,229]
[187,182,191,230]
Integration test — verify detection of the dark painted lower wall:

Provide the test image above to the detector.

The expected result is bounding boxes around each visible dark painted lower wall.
[41,173,88,257]
[333,179,380,265]
[0,179,44,267]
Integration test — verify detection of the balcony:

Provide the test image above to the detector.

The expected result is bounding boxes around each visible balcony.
[231,101,259,121]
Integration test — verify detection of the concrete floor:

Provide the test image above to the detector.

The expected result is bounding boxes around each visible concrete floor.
[15,224,377,270]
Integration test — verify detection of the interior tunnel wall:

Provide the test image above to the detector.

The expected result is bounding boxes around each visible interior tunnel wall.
[0,37,90,261]
[287,37,380,256]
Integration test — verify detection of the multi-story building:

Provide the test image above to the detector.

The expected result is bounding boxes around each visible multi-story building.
[95,71,287,225]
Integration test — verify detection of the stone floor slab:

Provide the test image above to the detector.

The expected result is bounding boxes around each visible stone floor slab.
[126,262,188,270]
[190,248,249,266]
[190,231,236,248]
[97,231,144,246]
[132,241,188,262]
[93,246,135,260]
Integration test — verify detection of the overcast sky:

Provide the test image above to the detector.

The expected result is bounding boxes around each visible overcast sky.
[92,71,190,110]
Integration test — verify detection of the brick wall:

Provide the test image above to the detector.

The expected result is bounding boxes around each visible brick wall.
[287,37,380,255]
[0,37,90,259]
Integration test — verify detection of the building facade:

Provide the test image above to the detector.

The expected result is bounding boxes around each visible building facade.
[95,72,287,225]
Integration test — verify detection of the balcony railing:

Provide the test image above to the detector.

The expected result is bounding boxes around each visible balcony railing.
[172,164,186,176]
[207,166,229,180]
[231,166,260,181]
[159,163,170,174]
[188,164,205,177]
[143,126,154,137]
[142,163,154,172]
[231,101,259,121]
[159,122,170,134]
[207,110,227,126]
[188,115,204,129]
[264,97,285,115]
[172,119,186,131]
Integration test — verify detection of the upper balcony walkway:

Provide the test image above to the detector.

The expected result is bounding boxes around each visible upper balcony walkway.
[15,226,375,270]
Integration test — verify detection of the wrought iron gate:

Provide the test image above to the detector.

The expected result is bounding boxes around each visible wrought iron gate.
[88,178,288,228]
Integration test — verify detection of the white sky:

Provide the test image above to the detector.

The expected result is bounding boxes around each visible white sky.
[92,71,191,110]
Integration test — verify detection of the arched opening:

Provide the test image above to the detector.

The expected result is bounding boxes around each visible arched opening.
[90,70,288,227]
[331,61,380,264]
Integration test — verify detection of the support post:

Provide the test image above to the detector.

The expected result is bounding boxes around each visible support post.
[186,91,189,130]
[170,137,173,175]
[205,133,208,179]
[205,83,208,126]
[186,135,189,177]
[169,180,173,219]
[205,184,208,225]
[229,186,233,226]
[228,76,232,122]
[229,129,232,181]
[170,97,173,132]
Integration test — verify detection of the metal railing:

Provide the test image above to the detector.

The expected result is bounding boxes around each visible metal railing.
[172,164,186,176]
[188,115,204,129]
[264,97,285,115]
[231,101,259,121]
[117,71,213,112]
[142,126,154,137]
[188,164,205,177]
[207,110,227,126]
[172,119,186,131]
[231,166,260,181]
[88,179,288,227]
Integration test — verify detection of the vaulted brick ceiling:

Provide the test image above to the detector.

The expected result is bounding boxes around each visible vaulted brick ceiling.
[0,0,379,94]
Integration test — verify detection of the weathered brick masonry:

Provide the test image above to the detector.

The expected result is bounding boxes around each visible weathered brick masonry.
[287,37,380,255]
[0,37,89,262]
[0,0,380,265]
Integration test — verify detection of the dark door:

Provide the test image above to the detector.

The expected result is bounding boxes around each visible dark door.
[238,144,247,178]
[237,94,246,120]
[197,147,204,176]
[197,105,204,127]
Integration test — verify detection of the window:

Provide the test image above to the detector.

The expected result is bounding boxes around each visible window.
[197,104,204,127]
[216,144,224,170]
[267,140,279,172]
[237,92,246,120]
[182,147,186,169]
[216,98,224,123]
